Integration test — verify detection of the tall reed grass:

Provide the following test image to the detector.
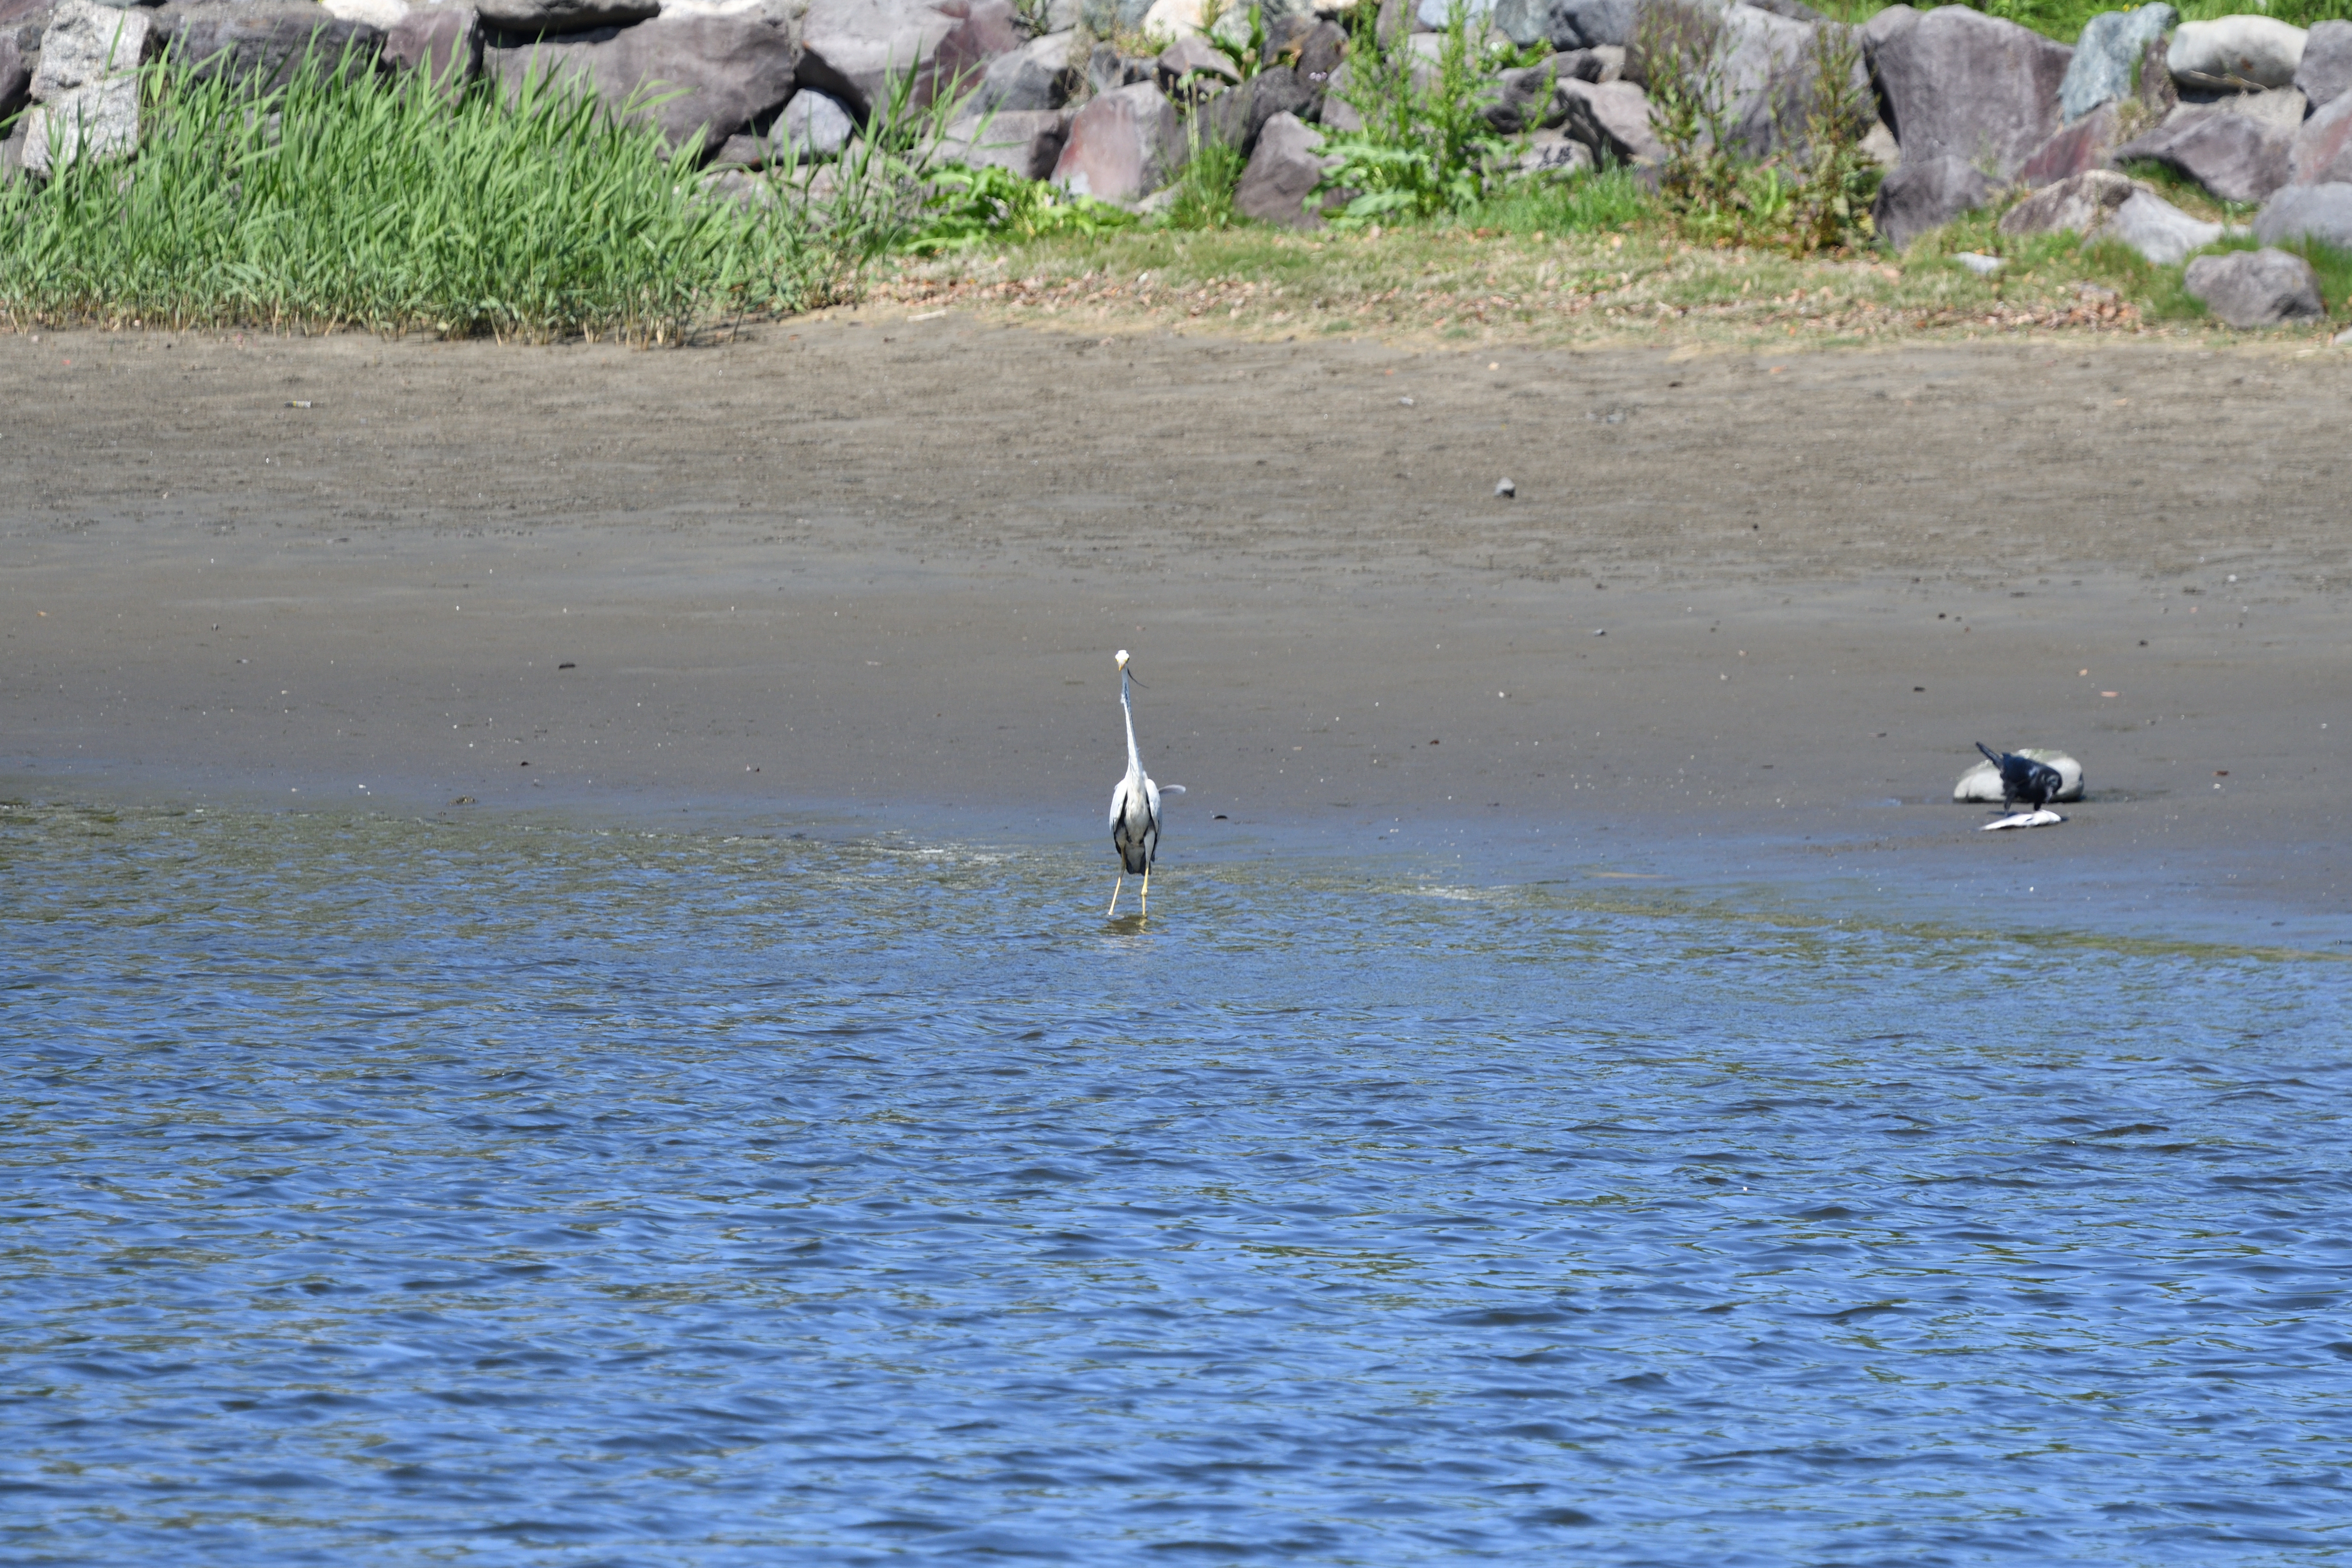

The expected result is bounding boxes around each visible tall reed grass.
[0,48,868,341]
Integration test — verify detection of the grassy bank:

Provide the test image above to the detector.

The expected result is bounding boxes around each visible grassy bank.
[5,2,2348,346]
[0,55,868,341]
[872,207,2352,350]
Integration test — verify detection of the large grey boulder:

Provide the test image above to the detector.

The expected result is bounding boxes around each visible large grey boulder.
[1289,19,1345,104]
[491,14,797,156]
[1050,79,1184,201]
[2060,4,2172,122]
[1552,0,1636,48]
[1234,109,1334,226]
[2289,89,2352,186]
[2114,95,2296,205]
[1870,150,1992,249]
[1208,63,1312,154]
[1998,166,2133,236]
[1870,5,2070,182]
[384,5,481,87]
[1414,0,1494,30]
[2019,99,2117,185]
[477,0,656,34]
[1484,0,1628,49]
[967,27,1075,112]
[2167,14,2304,93]
[931,104,1067,177]
[1154,31,1235,94]
[1495,0,1636,49]
[1557,76,1661,164]
[1083,41,1146,98]
[1709,1,1857,161]
[2105,188,2220,263]
[23,0,150,175]
[2295,19,2352,111]
[797,0,1018,121]
[1859,0,1916,59]
[1483,53,1587,131]
[153,3,385,87]
[2184,246,2323,327]
[1492,0,1557,46]
[2254,180,2352,250]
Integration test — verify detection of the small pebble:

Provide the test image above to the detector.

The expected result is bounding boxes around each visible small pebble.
[1494,478,1516,498]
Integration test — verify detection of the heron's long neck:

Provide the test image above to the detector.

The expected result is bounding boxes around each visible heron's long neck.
[1121,673,1141,775]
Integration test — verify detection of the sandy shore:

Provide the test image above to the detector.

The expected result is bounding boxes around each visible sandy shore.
[4,319,2348,946]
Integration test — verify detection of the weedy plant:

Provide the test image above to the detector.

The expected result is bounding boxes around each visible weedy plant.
[1780,24,1880,255]
[787,61,985,262]
[1640,0,1877,253]
[1163,127,1249,229]
[1200,0,1270,79]
[1640,0,1740,218]
[905,162,1139,250]
[1313,0,1514,228]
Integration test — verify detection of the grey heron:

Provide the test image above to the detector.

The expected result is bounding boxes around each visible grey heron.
[1107,649,1183,919]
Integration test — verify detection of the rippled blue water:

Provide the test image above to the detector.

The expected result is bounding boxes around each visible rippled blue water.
[4,800,2349,1566]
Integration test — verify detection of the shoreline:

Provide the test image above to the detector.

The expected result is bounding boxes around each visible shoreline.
[4,321,2347,949]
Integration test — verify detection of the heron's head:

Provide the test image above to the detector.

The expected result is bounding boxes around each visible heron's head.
[1115,649,1131,672]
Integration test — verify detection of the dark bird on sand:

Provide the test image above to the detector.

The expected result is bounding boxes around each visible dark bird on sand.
[1976,742,2064,812]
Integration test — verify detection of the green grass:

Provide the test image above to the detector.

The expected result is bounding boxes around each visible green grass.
[1897,199,2352,326]
[0,50,863,340]
[1163,133,1249,230]
[1441,166,1655,234]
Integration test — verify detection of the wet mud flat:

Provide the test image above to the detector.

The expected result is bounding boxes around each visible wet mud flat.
[2,321,2347,946]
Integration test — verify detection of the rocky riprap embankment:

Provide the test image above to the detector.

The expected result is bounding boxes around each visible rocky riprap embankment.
[3,0,2344,325]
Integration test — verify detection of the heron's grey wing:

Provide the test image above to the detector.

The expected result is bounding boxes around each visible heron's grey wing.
[1109,779,1130,833]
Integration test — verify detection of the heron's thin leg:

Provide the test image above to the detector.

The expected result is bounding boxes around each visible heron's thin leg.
[1140,866,1149,918]
[1108,875,1123,919]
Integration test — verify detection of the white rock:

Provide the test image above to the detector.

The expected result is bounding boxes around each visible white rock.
[1951,251,2005,275]
[2169,14,2306,92]
[1140,0,1208,39]
[31,0,152,101]
[321,0,411,30]
[22,76,141,173]
[1955,749,2084,803]
[782,87,855,158]
[1981,808,2065,830]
